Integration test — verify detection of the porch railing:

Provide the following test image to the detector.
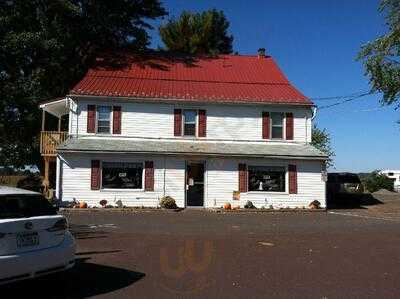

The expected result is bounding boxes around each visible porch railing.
[40,131,68,156]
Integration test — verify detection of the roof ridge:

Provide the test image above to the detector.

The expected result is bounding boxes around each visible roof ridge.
[82,74,291,86]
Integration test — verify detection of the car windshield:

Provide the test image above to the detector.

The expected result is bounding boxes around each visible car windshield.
[0,194,57,219]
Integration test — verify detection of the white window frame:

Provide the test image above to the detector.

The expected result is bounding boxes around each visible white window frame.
[96,105,113,135]
[182,109,198,137]
[100,161,145,191]
[270,112,286,140]
[247,164,289,194]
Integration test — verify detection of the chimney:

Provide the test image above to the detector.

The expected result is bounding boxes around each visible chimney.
[258,48,266,58]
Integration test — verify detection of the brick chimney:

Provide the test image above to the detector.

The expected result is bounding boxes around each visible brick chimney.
[258,48,266,58]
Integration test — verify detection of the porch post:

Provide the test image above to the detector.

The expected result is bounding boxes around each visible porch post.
[58,116,62,132]
[43,156,50,190]
[42,110,46,131]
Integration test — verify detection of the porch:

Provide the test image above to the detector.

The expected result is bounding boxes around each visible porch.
[39,98,70,195]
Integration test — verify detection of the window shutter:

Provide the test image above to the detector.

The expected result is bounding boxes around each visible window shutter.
[238,163,248,193]
[174,109,182,136]
[289,164,297,194]
[262,112,270,139]
[113,106,121,134]
[286,112,294,140]
[91,160,100,190]
[145,161,154,191]
[198,109,207,137]
[87,105,96,133]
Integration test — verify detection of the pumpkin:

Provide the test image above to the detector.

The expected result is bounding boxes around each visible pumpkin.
[79,202,88,209]
[223,203,231,210]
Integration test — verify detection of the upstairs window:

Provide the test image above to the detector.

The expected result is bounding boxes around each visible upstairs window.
[183,110,197,136]
[248,166,286,192]
[97,106,111,134]
[102,162,143,189]
[271,112,284,139]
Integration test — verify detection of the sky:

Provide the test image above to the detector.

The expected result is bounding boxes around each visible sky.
[147,0,399,173]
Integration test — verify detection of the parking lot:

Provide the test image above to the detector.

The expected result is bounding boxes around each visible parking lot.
[2,192,400,298]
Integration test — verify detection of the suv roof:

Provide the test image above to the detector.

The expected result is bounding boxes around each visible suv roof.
[0,186,40,195]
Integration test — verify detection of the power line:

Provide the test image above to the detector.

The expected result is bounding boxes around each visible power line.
[317,92,376,110]
[310,91,371,101]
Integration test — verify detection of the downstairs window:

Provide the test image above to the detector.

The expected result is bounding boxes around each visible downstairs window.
[248,166,286,192]
[102,162,143,189]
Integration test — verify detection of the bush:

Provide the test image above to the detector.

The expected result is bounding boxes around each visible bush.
[244,200,256,209]
[160,196,177,209]
[363,171,394,193]
[16,174,43,193]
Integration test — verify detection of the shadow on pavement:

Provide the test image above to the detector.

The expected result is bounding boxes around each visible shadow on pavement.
[328,193,383,209]
[1,258,145,298]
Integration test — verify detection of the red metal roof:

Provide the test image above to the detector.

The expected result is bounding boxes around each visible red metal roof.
[70,53,312,105]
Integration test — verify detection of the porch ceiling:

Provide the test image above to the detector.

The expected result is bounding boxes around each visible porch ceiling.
[39,98,69,117]
[58,138,327,160]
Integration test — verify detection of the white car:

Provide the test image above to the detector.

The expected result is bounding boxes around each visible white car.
[0,186,75,285]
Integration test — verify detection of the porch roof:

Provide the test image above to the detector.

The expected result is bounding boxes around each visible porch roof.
[39,97,69,117]
[58,138,327,160]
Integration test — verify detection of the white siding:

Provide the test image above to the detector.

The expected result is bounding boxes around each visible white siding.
[60,153,185,208]
[59,154,325,209]
[70,97,312,143]
[206,157,326,209]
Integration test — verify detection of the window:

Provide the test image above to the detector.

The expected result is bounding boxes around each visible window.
[0,195,56,219]
[102,162,143,189]
[271,112,284,139]
[97,106,111,134]
[388,172,394,176]
[248,166,286,192]
[183,110,197,136]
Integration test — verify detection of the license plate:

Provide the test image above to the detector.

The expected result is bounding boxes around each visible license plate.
[17,232,39,248]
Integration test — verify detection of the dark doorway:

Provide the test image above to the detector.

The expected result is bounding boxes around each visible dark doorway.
[186,162,205,207]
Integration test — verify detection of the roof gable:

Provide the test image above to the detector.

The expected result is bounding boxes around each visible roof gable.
[71,53,312,105]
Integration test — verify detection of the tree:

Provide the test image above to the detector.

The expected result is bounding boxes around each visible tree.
[311,125,335,167]
[0,0,166,169]
[363,171,394,193]
[159,9,233,55]
[357,0,400,106]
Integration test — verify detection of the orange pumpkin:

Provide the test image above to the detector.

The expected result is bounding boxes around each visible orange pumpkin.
[79,202,88,209]
[224,203,231,210]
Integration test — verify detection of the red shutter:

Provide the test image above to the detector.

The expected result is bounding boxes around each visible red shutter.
[286,112,294,140]
[174,109,182,136]
[289,164,297,194]
[262,112,270,139]
[87,105,96,133]
[238,163,248,193]
[145,161,154,191]
[198,109,207,137]
[113,106,121,134]
[91,160,100,190]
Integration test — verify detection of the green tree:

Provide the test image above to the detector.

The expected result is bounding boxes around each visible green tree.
[363,170,394,193]
[159,9,233,55]
[0,0,166,169]
[357,0,400,106]
[311,125,335,167]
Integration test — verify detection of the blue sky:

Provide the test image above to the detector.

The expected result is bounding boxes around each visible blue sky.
[148,0,400,172]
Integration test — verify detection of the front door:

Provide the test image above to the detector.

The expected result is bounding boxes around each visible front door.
[186,162,205,207]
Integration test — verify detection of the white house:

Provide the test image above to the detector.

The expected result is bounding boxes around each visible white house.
[380,170,400,192]
[39,51,327,209]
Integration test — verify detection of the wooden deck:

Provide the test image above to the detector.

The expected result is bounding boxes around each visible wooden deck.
[40,131,68,156]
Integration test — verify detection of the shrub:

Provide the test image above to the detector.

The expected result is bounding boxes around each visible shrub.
[99,199,108,207]
[309,200,321,209]
[363,171,394,193]
[16,174,43,192]
[244,200,256,209]
[160,196,177,209]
